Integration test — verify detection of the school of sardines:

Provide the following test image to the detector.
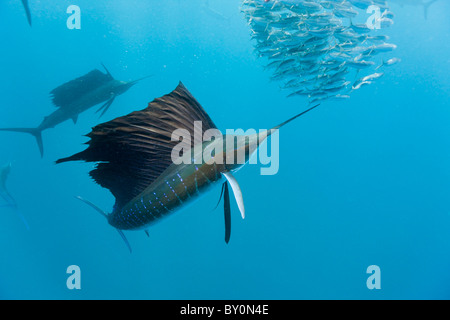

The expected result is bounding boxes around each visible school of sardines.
[242,0,400,104]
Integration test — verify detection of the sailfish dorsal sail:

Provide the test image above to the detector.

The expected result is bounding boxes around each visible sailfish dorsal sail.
[57,82,218,210]
[50,68,114,109]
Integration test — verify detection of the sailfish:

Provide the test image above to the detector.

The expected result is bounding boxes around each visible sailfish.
[57,83,318,252]
[0,163,30,229]
[0,65,148,157]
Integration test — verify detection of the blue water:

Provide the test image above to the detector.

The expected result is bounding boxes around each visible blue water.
[0,0,449,299]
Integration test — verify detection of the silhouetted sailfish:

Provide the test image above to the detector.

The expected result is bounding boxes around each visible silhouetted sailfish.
[57,83,318,252]
[21,0,32,26]
[0,65,148,157]
[0,163,30,229]
[390,0,439,20]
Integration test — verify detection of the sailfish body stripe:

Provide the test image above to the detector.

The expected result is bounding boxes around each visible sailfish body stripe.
[108,157,225,230]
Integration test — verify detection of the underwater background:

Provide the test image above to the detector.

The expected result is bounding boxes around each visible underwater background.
[0,0,450,300]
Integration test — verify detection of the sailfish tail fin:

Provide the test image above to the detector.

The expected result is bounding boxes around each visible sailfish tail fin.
[0,128,43,157]
[424,0,438,19]
[74,196,132,253]
[15,208,30,230]
[0,200,30,230]
[21,0,32,26]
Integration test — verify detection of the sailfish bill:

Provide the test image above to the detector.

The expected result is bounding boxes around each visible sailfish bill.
[0,65,148,157]
[57,82,318,251]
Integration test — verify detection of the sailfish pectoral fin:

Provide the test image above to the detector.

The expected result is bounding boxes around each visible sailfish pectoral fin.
[74,196,132,253]
[96,96,116,118]
[214,182,231,243]
[116,229,133,253]
[223,182,231,244]
[213,182,226,211]
[223,172,245,219]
